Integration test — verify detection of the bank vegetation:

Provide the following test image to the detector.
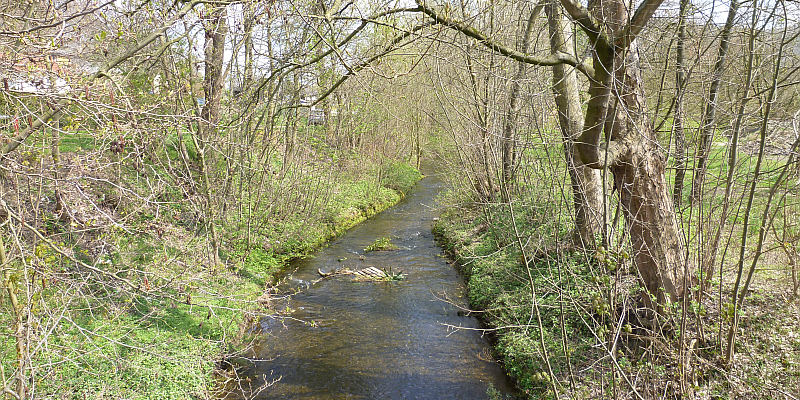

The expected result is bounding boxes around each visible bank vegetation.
[2,0,800,398]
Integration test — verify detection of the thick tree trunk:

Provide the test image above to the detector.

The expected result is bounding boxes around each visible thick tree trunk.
[612,141,689,304]
[576,0,693,305]
[612,45,691,305]
[546,1,603,248]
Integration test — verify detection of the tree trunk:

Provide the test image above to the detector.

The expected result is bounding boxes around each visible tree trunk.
[283,73,301,175]
[576,0,693,305]
[501,4,542,197]
[691,0,740,203]
[199,4,228,267]
[546,1,603,248]
[612,137,690,305]
[464,50,495,201]
[243,4,254,86]
[614,47,691,305]
[202,5,227,134]
[416,0,693,305]
[672,0,688,207]
[701,2,756,289]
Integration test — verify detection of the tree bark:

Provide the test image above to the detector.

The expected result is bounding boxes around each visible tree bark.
[546,1,603,248]
[199,4,228,267]
[576,0,693,305]
[202,5,227,135]
[672,0,688,207]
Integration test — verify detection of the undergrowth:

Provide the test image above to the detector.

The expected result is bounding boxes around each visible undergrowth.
[0,141,422,399]
[434,200,602,398]
[434,191,800,399]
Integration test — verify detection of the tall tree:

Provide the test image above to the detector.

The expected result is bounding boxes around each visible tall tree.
[414,0,694,304]
[573,0,692,305]
[500,2,540,197]
[199,3,229,266]
[672,0,689,207]
[691,0,741,202]
[545,0,603,248]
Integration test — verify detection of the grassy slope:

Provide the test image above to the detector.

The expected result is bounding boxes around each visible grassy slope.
[433,201,596,398]
[433,145,800,398]
[1,135,423,399]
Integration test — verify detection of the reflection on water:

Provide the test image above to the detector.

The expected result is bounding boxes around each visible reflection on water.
[239,170,518,399]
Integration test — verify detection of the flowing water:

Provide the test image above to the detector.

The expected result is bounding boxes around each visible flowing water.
[240,170,518,399]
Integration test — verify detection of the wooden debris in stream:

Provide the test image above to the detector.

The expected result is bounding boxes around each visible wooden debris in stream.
[318,266,404,281]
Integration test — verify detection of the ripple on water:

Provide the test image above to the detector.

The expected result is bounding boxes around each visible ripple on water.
[240,171,519,400]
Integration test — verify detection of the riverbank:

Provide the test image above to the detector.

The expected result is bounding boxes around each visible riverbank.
[0,146,422,398]
[433,194,800,399]
[433,199,658,398]
[432,202,577,398]
[232,167,518,399]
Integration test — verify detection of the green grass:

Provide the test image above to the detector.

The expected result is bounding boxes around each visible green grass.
[381,160,424,195]
[364,237,398,252]
[23,127,199,160]
[31,302,221,399]
[434,200,599,398]
[2,140,423,399]
[0,234,257,399]
[668,143,792,240]
[432,126,800,398]
[58,133,96,153]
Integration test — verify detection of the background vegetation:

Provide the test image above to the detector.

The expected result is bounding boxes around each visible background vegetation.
[2,0,800,398]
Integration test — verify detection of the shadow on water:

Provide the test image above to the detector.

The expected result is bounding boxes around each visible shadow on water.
[231,164,520,399]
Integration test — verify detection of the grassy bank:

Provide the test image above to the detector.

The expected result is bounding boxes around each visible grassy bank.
[0,139,422,398]
[433,182,800,399]
[433,200,596,398]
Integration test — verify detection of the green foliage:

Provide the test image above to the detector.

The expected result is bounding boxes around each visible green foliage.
[380,266,404,281]
[239,248,283,286]
[39,304,218,399]
[2,60,425,398]
[10,233,255,399]
[364,236,398,252]
[486,383,515,400]
[381,161,423,195]
[325,180,401,231]
[434,194,605,397]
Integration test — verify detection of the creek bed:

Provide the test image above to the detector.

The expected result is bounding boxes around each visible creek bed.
[238,169,518,399]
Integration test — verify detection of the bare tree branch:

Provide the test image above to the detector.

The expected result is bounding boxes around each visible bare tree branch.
[415,0,595,77]
[0,0,203,155]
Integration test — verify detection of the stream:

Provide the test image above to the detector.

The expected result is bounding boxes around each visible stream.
[239,169,518,399]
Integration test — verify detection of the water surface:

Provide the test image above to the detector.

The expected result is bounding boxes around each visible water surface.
[243,170,518,399]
